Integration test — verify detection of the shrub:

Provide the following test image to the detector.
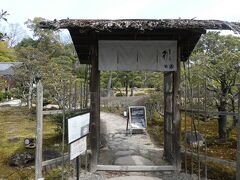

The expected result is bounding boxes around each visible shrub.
[115,92,125,97]
[134,92,146,96]
[0,92,4,102]
[0,91,12,102]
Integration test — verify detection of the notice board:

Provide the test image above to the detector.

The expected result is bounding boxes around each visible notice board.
[128,106,147,129]
[68,113,90,144]
[70,136,87,160]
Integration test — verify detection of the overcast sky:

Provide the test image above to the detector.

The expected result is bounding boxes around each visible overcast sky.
[1,0,240,38]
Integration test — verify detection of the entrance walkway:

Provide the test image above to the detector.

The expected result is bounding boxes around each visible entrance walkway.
[98,112,169,179]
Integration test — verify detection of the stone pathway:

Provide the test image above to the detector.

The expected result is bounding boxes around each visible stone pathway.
[108,176,162,180]
[99,112,167,167]
[98,112,169,179]
[69,112,199,180]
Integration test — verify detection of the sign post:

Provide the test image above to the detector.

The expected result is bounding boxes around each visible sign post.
[70,137,87,180]
[76,156,80,180]
[68,113,90,180]
[35,76,43,180]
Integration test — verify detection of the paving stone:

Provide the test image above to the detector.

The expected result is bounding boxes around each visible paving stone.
[115,150,135,157]
[114,155,154,165]
[8,136,20,143]
[108,176,162,180]
[110,142,121,146]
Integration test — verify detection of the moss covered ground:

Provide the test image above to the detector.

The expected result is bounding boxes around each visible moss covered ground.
[147,112,237,179]
[0,107,58,179]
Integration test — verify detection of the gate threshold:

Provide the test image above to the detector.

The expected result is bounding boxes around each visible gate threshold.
[97,165,175,172]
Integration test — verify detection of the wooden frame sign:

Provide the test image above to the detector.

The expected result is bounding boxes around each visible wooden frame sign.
[128,106,147,130]
[68,113,90,144]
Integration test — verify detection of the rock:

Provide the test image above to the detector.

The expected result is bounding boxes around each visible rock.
[109,141,121,147]
[114,134,124,138]
[115,150,135,157]
[115,146,130,151]
[185,131,205,148]
[114,155,154,165]
[43,149,61,160]
[8,136,20,143]
[43,104,59,110]
[0,99,21,107]
[24,138,35,149]
[139,149,149,155]
[24,138,34,145]
[162,171,172,175]
[9,152,34,167]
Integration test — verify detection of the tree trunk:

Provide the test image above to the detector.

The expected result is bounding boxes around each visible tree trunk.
[28,79,33,109]
[106,72,112,97]
[130,87,134,96]
[226,94,237,137]
[125,81,128,97]
[143,72,147,88]
[217,75,229,140]
[218,111,227,140]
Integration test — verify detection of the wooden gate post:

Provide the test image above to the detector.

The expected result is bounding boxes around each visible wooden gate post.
[35,76,43,179]
[89,42,100,171]
[164,72,173,162]
[172,47,181,171]
[236,84,240,180]
[163,46,181,172]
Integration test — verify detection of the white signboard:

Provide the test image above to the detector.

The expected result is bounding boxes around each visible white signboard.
[99,40,177,71]
[68,113,90,144]
[70,136,87,160]
[129,106,147,129]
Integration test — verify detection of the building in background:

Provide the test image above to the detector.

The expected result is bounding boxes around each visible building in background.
[0,62,21,100]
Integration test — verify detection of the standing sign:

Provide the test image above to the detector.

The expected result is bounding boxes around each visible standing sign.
[70,136,87,160]
[128,106,147,129]
[68,113,90,143]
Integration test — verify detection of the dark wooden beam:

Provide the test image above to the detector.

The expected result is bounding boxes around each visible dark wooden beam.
[89,40,100,172]
[163,45,182,171]
[172,45,181,171]
[179,32,203,61]
[164,72,173,163]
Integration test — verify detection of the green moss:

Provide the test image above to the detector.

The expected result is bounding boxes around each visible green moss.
[207,162,235,180]
[100,106,125,116]
[44,165,74,180]
[0,107,59,179]
[134,92,146,96]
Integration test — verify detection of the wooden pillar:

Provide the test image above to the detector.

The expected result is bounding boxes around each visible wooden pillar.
[89,42,100,172]
[164,46,181,172]
[172,46,181,171]
[164,72,173,162]
[35,76,43,179]
[236,84,240,180]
